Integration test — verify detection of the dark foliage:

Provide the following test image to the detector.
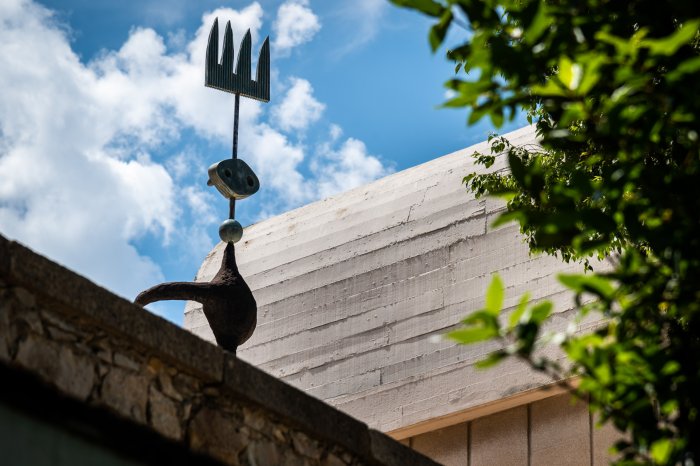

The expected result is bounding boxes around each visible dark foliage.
[391,1,700,463]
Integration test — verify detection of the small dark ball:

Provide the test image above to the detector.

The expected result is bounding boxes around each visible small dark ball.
[219,219,243,243]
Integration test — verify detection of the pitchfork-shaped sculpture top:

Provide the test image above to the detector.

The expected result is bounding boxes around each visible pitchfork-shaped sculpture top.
[204,18,269,243]
[205,18,270,102]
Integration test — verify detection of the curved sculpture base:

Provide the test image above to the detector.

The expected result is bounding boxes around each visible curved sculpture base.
[135,243,256,353]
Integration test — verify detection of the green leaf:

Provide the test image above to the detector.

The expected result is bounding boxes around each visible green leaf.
[468,100,496,124]
[531,79,567,97]
[661,399,679,416]
[650,438,673,464]
[661,361,680,375]
[490,109,504,127]
[508,292,531,328]
[475,351,507,368]
[429,9,453,52]
[558,56,582,91]
[593,362,612,385]
[462,310,499,328]
[507,151,527,186]
[643,19,700,56]
[576,54,604,94]
[595,31,633,55]
[523,1,550,45]
[529,301,553,324]
[667,56,700,82]
[485,274,504,315]
[558,274,615,300]
[491,210,524,228]
[442,80,494,107]
[389,0,445,17]
[448,326,498,344]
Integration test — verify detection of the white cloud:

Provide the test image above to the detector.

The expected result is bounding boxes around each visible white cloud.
[272,78,325,133]
[0,0,176,298]
[329,124,343,142]
[244,124,309,205]
[184,186,217,224]
[312,135,393,199]
[0,0,391,310]
[272,0,321,56]
[167,149,199,181]
[332,0,387,57]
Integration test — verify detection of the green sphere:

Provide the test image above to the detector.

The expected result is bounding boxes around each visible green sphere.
[219,219,243,243]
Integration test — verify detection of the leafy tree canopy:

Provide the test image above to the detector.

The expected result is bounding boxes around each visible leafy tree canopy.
[391,0,700,464]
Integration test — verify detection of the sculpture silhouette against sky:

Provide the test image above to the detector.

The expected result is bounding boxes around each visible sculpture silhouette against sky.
[136,18,269,353]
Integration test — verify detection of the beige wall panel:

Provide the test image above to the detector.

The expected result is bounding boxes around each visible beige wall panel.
[412,423,468,466]
[592,417,625,465]
[470,405,528,466]
[531,394,591,466]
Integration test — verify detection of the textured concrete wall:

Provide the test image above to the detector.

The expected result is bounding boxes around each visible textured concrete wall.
[185,125,604,433]
[408,392,624,466]
[0,235,437,466]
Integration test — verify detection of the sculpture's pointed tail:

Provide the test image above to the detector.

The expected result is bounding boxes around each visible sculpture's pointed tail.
[134,281,212,306]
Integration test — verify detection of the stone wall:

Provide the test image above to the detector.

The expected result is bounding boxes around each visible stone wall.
[0,234,437,466]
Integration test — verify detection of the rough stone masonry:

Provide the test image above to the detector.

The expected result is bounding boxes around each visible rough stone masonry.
[0,234,438,466]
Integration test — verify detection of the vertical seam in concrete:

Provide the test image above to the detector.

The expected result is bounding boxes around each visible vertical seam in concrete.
[589,395,594,466]
[527,403,532,466]
[467,420,472,466]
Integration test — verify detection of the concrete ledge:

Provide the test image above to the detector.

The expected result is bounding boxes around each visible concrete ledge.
[0,234,438,466]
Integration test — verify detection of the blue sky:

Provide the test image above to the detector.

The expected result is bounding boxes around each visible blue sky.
[0,0,526,324]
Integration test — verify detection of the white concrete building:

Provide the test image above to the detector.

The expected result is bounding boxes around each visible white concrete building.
[185,126,621,465]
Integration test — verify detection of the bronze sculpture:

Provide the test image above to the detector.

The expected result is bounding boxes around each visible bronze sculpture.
[134,18,270,354]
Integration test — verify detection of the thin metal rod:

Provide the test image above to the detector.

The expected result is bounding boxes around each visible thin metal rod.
[232,93,240,159]
[229,93,240,219]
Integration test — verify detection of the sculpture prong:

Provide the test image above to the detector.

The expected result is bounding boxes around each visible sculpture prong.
[205,18,270,102]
